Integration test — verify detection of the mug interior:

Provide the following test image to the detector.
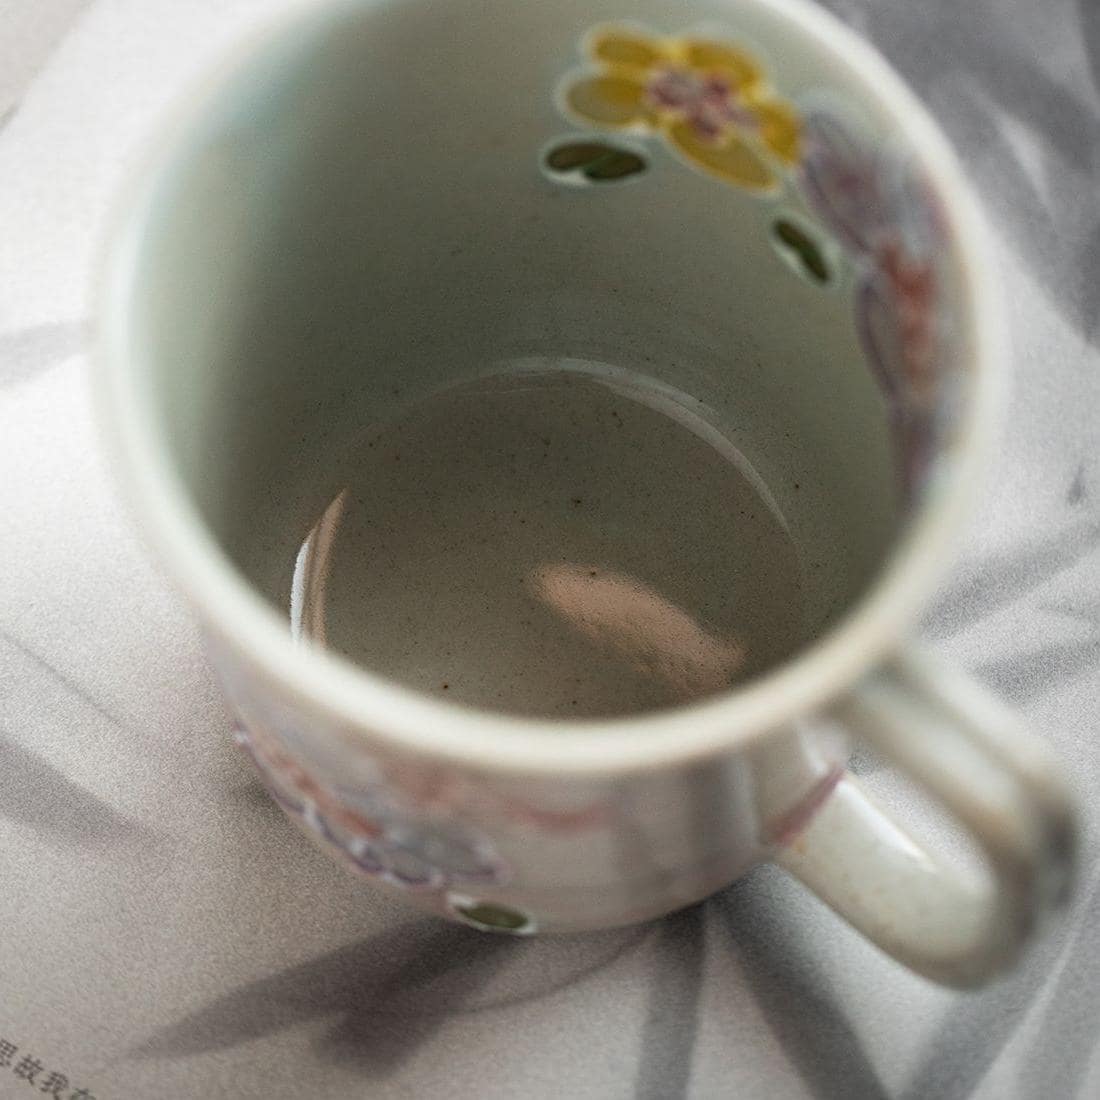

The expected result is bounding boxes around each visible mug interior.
[109,0,986,734]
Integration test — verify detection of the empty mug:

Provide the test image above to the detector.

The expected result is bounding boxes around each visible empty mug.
[97,0,1076,986]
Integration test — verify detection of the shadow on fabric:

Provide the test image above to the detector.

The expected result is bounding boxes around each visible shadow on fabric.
[134,918,649,1075]
[715,876,891,1100]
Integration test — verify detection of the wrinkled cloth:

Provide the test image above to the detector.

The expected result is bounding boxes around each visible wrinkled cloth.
[1,1,1098,1097]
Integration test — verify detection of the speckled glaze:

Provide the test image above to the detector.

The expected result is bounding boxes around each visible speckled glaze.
[98,0,1076,984]
[212,627,851,932]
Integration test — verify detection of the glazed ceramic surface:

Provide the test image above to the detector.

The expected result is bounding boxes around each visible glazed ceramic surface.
[98,0,1075,985]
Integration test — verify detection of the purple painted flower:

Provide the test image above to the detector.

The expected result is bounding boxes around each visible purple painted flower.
[233,725,509,891]
[796,107,952,496]
[799,110,889,253]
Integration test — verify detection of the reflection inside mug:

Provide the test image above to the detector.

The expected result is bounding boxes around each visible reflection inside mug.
[289,364,807,718]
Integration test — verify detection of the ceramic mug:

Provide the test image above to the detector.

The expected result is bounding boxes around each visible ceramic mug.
[97,0,1076,986]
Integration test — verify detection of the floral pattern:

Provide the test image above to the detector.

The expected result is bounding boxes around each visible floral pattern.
[561,25,800,191]
[556,23,956,499]
[797,109,950,491]
[234,724,509,890]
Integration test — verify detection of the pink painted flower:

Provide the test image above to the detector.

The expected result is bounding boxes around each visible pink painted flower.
[233,725,508,890]
[796,108,951,495]
[646,69,758,142]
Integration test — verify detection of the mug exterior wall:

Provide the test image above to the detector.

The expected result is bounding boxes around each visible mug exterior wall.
[211,629,848,932]
[98,0,999,941]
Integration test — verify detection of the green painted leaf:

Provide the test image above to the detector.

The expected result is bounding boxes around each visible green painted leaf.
[545,142,619,172]
[773,218,830,283]
[544,141,646,182]
[454,902,531,931]
[582,149,647,180]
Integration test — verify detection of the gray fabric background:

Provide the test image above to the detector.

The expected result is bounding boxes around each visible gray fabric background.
[1,1,1097,1096]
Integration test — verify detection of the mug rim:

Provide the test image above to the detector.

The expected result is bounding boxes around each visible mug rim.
[96,0,1004,775]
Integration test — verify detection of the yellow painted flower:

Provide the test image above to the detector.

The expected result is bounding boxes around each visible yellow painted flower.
[561,25,801,192]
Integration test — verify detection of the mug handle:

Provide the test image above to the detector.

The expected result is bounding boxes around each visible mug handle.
[774,649,1077,987]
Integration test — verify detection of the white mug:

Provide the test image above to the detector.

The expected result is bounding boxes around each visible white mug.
[97,0,1076,985]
